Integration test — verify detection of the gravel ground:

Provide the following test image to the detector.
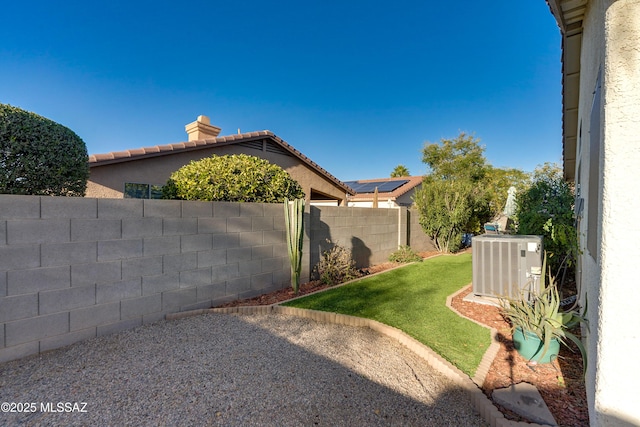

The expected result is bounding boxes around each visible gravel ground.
[0,313,486,426]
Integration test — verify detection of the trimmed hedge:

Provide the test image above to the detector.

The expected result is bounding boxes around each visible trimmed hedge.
[0,104,89,196]
[162,153,305,202]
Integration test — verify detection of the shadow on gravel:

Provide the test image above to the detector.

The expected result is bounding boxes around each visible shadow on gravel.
[0,313,486,426]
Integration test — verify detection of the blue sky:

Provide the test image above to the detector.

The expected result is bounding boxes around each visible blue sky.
[1,1,562,181]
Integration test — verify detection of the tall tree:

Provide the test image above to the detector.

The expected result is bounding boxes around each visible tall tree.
[421,132,487,182]
[413,178,476,253]
[413,132,491,252]
[390,165,410,177]
[484,166,531,220]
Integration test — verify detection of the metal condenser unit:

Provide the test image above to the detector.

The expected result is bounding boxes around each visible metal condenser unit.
[472,235,544,299]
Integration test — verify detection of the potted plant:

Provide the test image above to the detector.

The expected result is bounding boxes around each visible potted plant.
[500,255,588,369]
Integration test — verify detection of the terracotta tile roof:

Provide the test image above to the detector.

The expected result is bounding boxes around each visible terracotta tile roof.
[88,130,354,195]
[346,176,423,201]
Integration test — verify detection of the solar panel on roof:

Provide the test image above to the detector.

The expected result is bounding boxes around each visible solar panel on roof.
[344,181,365,191]
[377,180,409,192]
[345,180,409,194]
[355,182,382,193]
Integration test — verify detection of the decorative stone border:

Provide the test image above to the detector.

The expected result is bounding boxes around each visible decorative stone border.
[445,284,502,387]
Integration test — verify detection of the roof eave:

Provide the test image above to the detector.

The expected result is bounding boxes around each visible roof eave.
[89,131,354,195]
[546,0,588,182]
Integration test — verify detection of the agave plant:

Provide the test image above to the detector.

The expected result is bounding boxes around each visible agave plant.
[500,254,588,372]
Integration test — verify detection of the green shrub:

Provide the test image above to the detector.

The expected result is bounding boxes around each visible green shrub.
[413,178,475,253]
[388,245,423,263]
[0,104,89,196]
[515,163,577,276]
[162,153,304,202]
[314,240,360,286]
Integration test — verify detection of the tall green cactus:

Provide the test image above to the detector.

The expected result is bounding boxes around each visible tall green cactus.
[284,198,305,294]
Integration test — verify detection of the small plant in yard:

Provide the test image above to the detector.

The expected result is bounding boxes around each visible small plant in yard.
[500,254,588,371]
[388,245,423,263]
[314,240,360,286]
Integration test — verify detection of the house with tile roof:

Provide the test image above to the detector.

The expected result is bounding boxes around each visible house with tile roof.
[546,0,640,424]
[86,115,354,205]
[344,176,422,208]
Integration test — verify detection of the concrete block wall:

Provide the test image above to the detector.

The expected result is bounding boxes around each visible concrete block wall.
[308,206,402,269]
[0,195,292,363]
[407,208,437,252]
[0,196,434,363]
[307,206,435,272]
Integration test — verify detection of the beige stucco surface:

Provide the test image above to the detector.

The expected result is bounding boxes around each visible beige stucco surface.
[87,143,347,204]
[573,0,640,424]
[597,1,640,424]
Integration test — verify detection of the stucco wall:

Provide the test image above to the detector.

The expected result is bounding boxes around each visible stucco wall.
[87,141,348,204]
[576,0,640,424]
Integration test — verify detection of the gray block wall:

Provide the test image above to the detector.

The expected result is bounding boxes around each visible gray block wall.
[308,206,401,270]
[0,195,293,363]
[407,208,438,252]
[0,196,433,363]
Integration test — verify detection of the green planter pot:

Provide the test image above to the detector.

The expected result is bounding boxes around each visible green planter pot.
[512,327,560,363]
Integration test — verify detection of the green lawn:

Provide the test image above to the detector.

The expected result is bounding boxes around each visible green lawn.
[282,253,491,377]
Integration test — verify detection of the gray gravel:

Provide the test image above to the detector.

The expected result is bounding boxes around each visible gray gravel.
[0,313,486,426]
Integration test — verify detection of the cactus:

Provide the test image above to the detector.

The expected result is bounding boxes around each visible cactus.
[284,198,305,294]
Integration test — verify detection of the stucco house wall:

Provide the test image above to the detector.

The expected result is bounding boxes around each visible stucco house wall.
[87,139,347,204]
[87,117,352,205]
[547,0,640,424]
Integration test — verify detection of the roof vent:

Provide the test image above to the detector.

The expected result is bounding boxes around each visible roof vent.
[185,115,221,141]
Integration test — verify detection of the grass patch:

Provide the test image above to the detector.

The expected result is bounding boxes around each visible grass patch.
[283,253,491,377]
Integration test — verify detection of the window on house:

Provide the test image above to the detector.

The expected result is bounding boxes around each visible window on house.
[124,183,164,199]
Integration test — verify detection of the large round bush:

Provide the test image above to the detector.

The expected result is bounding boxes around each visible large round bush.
[0,104,89,196]
[162,153,305,202]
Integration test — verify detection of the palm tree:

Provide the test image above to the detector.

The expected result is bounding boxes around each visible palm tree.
[390,165,410,177]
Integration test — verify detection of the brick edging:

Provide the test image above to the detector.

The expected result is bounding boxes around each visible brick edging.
[445,284,502,387]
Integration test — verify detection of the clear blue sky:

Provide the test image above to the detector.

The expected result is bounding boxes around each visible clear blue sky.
[1,1,562,182]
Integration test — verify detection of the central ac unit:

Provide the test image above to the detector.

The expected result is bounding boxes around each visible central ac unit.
[472,235,543,299]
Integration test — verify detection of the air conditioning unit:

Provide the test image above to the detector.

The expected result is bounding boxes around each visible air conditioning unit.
[472,235,544,299]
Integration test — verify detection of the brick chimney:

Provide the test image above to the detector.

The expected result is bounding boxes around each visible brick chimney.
[185,115,221,141]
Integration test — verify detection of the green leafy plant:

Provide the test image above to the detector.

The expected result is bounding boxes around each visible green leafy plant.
[0,104,89,196]
[414,132,531,251]
[388,245,422,263]
[483,166,530,220]
[515,162,577,276]
[413,178,476,253]
[500,254,588,372]
[284,198,305,294]
[314,240,360,286]
[162,153,304,202]
[413,133,494,252]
